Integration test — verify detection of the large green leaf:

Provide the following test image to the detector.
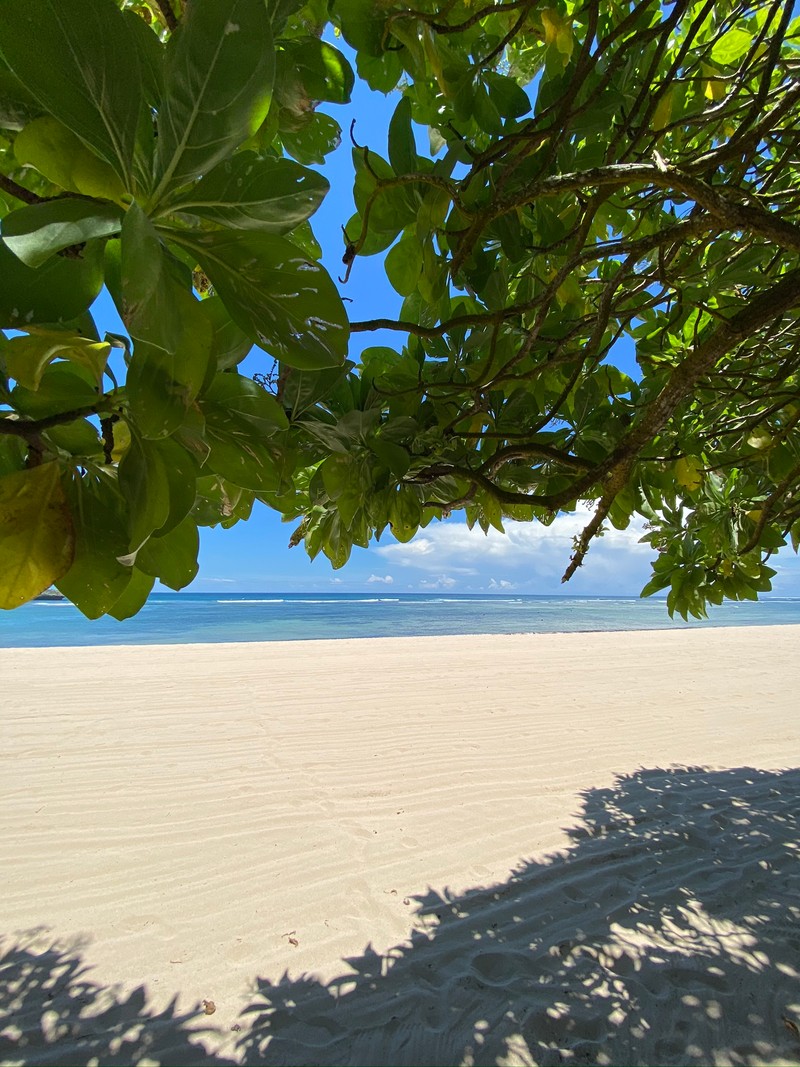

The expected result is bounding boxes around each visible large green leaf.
[117,432,171,551]
[153,0,276,200]
[0,0,143,187]
[276,37,354,106]
[121,204,213,438]
[107,567,156,621]
[10,361,99,419]
[122,8,164,109]
[0,68,42,130]
[388,95,417,176]
[13,116,127,201]
[203,372,289,433]
[0,238,105,328]
[199,296,252,370]
[165,152,328,232]
[203,420,284,492]
[56,470,133,619]
[169,229,349,369]
[335,0,388,57]
[281,112,342,166]
[136,515,199,590]
[0,462,74,609]
[4,328,110,390]
[2,201,123,268]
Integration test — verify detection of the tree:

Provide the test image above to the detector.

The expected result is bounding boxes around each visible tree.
[0,0,799,620]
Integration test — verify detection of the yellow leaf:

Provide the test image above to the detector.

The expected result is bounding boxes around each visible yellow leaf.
[675,456,702,490]
[702,64,725,102]
[747,429,772,450]
[0,463,75,609]
[540,8,573,64]
[652,88,673,132]
[111,419,132,463]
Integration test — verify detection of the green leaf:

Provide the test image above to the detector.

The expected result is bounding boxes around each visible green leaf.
[203,372,289,433]
[2,201,123,268]
[0,238,105,329]
[44,417,103,459]
[56,470,132,618]
[0,68,42,130]
[11,361,99,419]
[166,151,328,232]
[198,296,253,371]
[152,436,201,537]
[107,567,155,621]
[118,433,172,551]
[203,418,282,492]
[0,0,143,187]
[122,9,164,109]
[389,485,421,541]
[280,361,353,419]
[281,111,342,165]
[13,116,127,201]
[278,38,354,105]
[121,204,213,438]
[385,235,424,297]
[170,229,349,370]
[484,72,530,119]
[0,462,75,609]
[4,329,110,391]
[136,515,199,590]
[335,0,388,57]
[154,0,276,199]
[711,28,752,66]
[388,96,418,176]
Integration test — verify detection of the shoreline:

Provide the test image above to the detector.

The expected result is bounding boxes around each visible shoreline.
[3,616,800,653]
[3,626,799,1065]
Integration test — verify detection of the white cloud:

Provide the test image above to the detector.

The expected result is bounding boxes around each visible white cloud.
[329,577,343,584]
[374,508,654,595]
[367,573,394,584]
[419,575,457,589]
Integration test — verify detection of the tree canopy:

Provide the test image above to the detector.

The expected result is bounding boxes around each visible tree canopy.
[1,0,799,620]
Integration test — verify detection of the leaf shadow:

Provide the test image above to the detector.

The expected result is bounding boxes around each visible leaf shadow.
[0,930,234,1066]
[236,765,800,1066]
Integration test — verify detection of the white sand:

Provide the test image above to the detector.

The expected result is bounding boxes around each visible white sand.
[2,626,800,1066]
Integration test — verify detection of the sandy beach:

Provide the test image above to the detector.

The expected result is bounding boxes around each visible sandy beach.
[2,625,799,1066]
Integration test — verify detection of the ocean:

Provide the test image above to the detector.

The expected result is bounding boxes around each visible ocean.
[2,592,800,648]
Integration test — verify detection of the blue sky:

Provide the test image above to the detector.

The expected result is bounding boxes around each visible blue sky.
[91,44,800,599]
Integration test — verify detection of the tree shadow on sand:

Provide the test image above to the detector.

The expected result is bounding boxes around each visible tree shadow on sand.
[0,932,234,1066]
[3,766,799,1066]
[237,765,800,1067]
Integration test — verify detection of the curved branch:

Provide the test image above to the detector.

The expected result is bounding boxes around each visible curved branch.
[455,161,800,272]
[0,406,103,438]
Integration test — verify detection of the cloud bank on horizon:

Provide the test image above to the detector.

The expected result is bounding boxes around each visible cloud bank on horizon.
[195,505,800,595]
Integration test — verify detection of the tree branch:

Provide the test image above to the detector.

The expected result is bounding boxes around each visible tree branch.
[454,161,800,274]
[0,407,103,439]
[0,173,46,206]
[153,0,178,32]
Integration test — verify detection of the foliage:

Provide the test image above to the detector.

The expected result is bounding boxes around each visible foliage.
[1,0,800,619]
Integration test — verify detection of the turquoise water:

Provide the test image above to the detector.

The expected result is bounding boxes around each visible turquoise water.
[2,593,800,647]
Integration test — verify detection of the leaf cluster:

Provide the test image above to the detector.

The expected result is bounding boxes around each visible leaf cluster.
[3,0,800,619]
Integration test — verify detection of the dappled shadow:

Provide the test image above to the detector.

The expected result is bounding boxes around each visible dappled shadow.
[237,766,800,1066]
[0,932,233,1066]
[4,767,799,1065]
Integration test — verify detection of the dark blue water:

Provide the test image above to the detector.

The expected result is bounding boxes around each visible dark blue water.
[2,593,799,647]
